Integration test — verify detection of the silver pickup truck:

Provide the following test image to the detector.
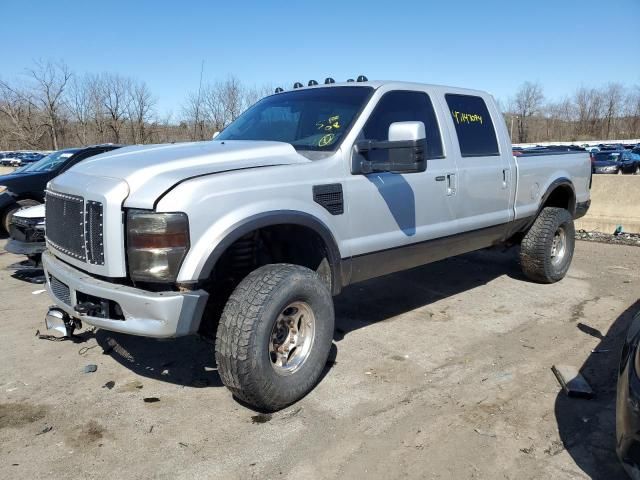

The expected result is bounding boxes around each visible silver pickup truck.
[42,79,591,410]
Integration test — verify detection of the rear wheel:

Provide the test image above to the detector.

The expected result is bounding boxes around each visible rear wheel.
[215,264,334,411]
[520,207,575,283]
[1,199,41,235]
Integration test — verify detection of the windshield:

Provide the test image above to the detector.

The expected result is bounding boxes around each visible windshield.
[21,149,79,173]
[217,87,373,151]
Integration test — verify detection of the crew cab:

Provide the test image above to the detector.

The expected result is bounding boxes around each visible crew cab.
[41,79,591,410]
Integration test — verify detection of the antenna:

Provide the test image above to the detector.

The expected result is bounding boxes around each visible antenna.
[194,60,205,140]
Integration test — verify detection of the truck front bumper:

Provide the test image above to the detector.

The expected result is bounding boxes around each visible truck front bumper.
[42,250,208,338]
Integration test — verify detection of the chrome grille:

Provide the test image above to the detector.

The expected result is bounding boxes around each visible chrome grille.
[85,201,104,265]
[45,191,105,265]
[45,191,85,260]
[50,276,71,305]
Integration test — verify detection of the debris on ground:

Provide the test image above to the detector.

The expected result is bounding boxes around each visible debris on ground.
[83,364,98,373]
[103,381,115,390]
[544,440,565,456]
[251,413,272,424]
[143,397,160,403]
[551,365,593,399]
[36,425,53,435]
[474,428,496,438]
[576,229,640,247]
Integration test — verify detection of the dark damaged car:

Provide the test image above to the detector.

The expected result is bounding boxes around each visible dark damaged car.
[0,145,121,234]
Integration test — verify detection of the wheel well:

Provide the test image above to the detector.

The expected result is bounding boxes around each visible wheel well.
[542,184,575,215]
[198,224,336,337]
[214,224,333,288]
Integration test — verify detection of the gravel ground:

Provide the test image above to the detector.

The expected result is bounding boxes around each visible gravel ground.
[577,229,640,247]
[0,239,638,479]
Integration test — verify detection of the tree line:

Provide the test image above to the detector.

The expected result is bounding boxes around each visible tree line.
[1,61,639,150]
[505,81,640,144]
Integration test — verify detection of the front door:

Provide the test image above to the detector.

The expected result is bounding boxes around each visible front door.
[344,89,459,282]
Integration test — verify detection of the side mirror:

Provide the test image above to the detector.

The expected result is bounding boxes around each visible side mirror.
[355,121,427,174]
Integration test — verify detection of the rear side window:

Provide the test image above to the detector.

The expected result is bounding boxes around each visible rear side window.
[445,94,499,157]
[362,91,444,159]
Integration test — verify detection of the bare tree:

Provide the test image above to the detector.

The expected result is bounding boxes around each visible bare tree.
[100,73,131,143]
[126,80,156,144]
[601,83,624,138]
[67,74,94,145]
[511,81,545,143]
[25,60,72,149]
[0,83,47,148]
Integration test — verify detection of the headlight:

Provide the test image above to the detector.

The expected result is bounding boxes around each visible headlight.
[126,209,190,283]
[0,185,7,194]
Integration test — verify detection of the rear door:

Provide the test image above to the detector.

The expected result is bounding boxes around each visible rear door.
[441,93,513,232]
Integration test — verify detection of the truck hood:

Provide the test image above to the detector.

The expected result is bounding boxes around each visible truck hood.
[67,140,311,207]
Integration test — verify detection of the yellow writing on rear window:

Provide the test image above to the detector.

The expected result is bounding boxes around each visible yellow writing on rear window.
[451,110,483,125]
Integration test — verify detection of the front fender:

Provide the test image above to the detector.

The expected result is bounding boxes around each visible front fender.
[185,210,344,293]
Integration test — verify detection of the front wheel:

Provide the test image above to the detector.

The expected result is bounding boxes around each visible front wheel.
[215,264,334,411]
[520,207,575,283]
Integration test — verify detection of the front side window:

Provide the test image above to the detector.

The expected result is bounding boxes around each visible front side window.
[445,94,499,157]
[362,90,444,160]
[217,87,372,152]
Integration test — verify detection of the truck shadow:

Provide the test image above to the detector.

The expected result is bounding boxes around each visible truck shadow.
[95,331,224,388]
[94,248,522,394]
[553,300,640,479]
[333,247,522,340]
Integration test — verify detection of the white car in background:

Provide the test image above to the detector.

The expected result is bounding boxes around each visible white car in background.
[4,203,46,264]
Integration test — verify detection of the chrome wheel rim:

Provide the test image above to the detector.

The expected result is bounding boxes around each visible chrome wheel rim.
[269,301,315,375]
[550,226,567,266]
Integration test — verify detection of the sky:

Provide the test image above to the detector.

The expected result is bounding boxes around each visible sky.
[1,0,639,118]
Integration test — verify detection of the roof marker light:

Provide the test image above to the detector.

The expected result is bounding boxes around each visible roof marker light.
[293,82,303,89]
[356,75,368,82]
[308,80,318,86]
[275,87,284,93]
[324,77,335,84]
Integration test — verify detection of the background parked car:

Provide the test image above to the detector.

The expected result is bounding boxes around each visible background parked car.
[591,151,639,175]
[0,144,122,234]
[4,203,45,264]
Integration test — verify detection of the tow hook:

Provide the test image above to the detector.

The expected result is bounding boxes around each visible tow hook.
[45,307,80,337]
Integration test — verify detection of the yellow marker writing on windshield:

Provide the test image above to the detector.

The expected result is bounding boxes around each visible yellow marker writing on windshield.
[318,133,335,147]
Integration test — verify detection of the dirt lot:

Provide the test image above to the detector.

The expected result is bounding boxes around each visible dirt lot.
[0,239,638,480]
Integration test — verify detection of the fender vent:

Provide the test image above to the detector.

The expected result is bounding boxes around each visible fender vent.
[313,184,343,215]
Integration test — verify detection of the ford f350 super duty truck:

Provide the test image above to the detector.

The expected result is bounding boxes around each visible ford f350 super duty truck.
[42,79,591,410]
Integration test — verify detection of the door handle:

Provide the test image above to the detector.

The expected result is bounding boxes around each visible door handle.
[502,169,509,189]
[446,173,456,196]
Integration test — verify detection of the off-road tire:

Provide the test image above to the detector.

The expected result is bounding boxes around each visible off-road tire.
[1,199,41,235]
[215,263,334,411]
[520,207,575,283]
